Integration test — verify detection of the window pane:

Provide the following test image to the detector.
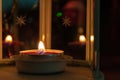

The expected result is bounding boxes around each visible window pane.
[2,0,40,59]
[51,0,86,59]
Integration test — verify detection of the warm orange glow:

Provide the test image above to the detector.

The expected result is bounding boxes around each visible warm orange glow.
[38,41,45,51]
[5,35,13,44]
[79,35,86,43]
[90,35,94,42]
[42,34,45,42]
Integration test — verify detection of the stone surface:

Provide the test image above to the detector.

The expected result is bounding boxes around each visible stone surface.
[0,66,94,80]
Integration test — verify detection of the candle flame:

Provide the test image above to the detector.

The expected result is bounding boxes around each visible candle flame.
[5,35,13,44]
[79,35,86,43]
[38,41,45,52]
[90,35,94,42]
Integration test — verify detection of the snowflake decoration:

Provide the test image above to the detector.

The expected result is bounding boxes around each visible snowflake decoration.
[16,16,26,26]
[62,16,71,27]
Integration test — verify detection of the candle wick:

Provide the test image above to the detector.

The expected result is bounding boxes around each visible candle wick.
[37,50,45,55]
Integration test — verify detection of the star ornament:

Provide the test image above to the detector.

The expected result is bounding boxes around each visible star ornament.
[62,16,71,27]
[16,16,26,26]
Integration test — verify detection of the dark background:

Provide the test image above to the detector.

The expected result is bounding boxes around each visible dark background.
[100,0,120,80]
[100,0,120,54]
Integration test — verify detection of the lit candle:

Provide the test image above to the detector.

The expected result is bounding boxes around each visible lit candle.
[79,35,86,45]
[3,35,23,47]
[5,35,13,45]
[20,41,64,55]
[90,35,94,42]
[38,41,45,54]
[4,35,13,58]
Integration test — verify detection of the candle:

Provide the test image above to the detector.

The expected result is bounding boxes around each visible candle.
[4,35,13,58]
[20,41,64,55]
[79,35,86,45]
[3,35,23,46]
[5,35,13,45]
[14,41,66,74]
[3,35,23,58]
[90,35,94,42]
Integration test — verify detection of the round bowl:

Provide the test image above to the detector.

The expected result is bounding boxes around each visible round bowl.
[14,54,67,74]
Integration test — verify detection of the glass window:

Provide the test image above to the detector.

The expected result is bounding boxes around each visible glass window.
[2,0,40,59]
[51,0,87,59]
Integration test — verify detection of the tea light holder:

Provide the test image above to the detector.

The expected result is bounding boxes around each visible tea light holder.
[14,41,70,74]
